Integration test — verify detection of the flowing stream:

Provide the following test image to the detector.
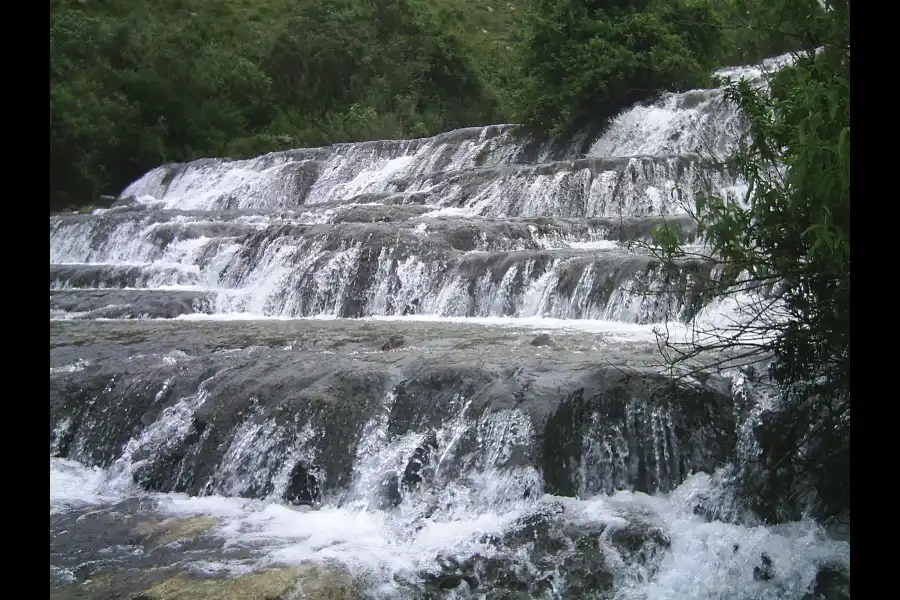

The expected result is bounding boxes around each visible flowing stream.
[49,53,848,600]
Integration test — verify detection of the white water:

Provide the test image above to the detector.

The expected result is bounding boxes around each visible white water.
[50,454,847,599]
[50,52,833,598]
[49,54,799,331]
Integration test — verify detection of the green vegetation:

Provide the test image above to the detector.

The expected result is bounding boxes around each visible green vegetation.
[515,0,727,133]
[648,0,849,521]
[50,0,810,211]
[50,0,513,210]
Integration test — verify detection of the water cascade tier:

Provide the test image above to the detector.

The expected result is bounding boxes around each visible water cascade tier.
[49,54,849,600]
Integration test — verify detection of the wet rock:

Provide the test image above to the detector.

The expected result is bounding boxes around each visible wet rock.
[282,462,320,506]
[802,564,850,600]
[401,298,420,316]
[606,517,670,566]
[377,432,442,509]
[111,195,137,209]
[529,333,554,347]
[424,570,479,592]
[558,510,668,588]
[133,516,218,548]
[753,552,774,581]
[421,555,486,595]
[113,361,393,497]
[293,563,362,599]
[541,374,736,497]
[49,290,211,318]
[736,392,850,524]
[51,563,196,600]
[134,565,361,600]
[823,511,850,542]
[52,319,736,502]
[387,364,505,435]
[191,416,208,437]
[381,335,406,351]
[402,431,438,491]
[134,568,298,600]
[379,472,403,509]
[424,504,667,598]
[50,572,126,600]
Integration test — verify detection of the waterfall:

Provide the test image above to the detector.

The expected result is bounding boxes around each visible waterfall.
[49,52,849,600]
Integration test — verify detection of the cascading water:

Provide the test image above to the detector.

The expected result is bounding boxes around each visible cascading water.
[49,53,849,600]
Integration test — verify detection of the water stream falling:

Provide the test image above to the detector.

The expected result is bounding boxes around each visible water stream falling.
[49,53,849,600]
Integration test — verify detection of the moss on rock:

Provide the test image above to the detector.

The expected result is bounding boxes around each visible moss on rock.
[135,564,361,600]
[136,568,299,600]
[293,563,361,599]
[133,515,218,548]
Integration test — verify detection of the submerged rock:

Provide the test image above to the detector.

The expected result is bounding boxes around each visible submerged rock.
[293,563,362,599]
[135,568,299,600]
[541,375,736,498]
[133,516,218,548]
[403,431,438,490]
[110,195,137,209]
[529,333,554,347]
[379,431,441,508]
[51,570,175,600]
[423,503,669,598]
[282,461,320,507]
[135,564,361,600]
[802,564,850,600]
[753,552,774,581]
[381,335,406,351]
[50,320,737,505]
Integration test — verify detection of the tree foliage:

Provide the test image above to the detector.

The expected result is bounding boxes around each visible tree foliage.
[51,0,812,211]
[514,0,727,133]
[709,0,840,65]
[49,0,509,211]
[648,0,849,521]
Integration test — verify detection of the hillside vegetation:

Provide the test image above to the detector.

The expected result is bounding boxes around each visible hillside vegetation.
[51,0,818,211]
